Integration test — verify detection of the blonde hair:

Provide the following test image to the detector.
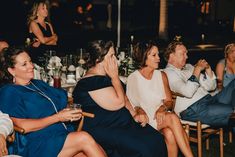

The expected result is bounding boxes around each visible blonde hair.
[27,0,50,25]
[224,43,235,58]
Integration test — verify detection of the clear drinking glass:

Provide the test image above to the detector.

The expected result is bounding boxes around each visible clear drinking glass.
[69,103,82,110]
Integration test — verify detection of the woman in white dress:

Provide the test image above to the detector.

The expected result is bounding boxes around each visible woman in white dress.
[126,41,193,157]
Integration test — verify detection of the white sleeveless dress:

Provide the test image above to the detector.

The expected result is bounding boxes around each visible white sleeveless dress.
[126,70,166,129]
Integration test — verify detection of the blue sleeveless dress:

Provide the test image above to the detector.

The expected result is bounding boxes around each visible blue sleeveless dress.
[73,75,167,157]
[0,80,74,157]
[219,59,235,87]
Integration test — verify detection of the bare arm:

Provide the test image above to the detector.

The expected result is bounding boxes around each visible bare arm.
[124,95,136,116]
[11,109,82,133]
[89,53,125,111]
[157,71,173,112]
[29,21,57,45]
[89,83,125,111]
[161,71,173,110]
[216,62,224,90]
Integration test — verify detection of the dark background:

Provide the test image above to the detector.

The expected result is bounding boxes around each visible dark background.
[0,0,234,55]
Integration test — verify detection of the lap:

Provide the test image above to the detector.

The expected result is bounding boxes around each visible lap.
[180,100,233,126]
[86,123,167,157]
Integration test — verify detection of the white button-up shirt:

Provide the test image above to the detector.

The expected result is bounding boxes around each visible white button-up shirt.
[0,111,13,138]
[164,63,217,115]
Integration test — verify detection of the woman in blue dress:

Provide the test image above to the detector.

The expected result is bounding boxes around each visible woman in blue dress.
[73,40,167,157]
[0,47,107,157]
[216,43,235,90]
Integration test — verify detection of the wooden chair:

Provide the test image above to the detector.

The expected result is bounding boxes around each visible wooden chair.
[68,97,95,131]
[229,130,233,143]
[172,91,224,157]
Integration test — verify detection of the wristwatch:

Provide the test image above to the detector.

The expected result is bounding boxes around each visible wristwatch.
[188,75,199,84]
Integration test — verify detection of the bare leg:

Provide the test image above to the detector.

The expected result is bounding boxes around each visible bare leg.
[58,131,107,157]
[161,128,178,157]
[159,113,193,157]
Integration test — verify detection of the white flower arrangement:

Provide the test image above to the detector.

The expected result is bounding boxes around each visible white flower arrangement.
[118,52,136,76]
[47,56,62,76]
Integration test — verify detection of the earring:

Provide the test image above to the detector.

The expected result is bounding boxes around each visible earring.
[13,74,16,83]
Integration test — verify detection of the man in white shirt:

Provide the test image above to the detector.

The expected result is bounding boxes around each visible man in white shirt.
[164,41,235,127]
[0,110,13,157]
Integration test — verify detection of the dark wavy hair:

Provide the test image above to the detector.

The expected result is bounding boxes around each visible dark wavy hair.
[164,41,184,62]
[132,40,157,68]
[0,47,27,85]
[86,40,114,68]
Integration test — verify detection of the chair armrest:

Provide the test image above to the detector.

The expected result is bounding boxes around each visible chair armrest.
[82,112,95,118]
[77,112,95,131]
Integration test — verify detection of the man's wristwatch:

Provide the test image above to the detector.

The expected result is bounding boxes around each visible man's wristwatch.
[188,75,199,84]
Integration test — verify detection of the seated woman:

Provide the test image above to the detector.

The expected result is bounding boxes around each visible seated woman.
[0,47,106,157]
[72,40,167,157]
[216,43,235,90]
[27,0,58,65]
[126,41,193,157]
[0,110,13,156]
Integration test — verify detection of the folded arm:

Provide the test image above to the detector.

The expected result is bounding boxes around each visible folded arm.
[29,21,57,45]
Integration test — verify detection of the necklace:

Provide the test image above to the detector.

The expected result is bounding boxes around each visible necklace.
[23,81,67,130]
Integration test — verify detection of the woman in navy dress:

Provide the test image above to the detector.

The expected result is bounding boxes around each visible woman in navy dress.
[0,47,107,157]
[73,40,167,157]
[27,0,58,65]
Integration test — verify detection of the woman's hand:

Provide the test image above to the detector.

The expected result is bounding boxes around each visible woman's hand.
[154,110,166,127]
[133,107,149,127]
[0,134,8,157]
[104,53,119,79]
[56,108,82,122]
[32,39,41,47]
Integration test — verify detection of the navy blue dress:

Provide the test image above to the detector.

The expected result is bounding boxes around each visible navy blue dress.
[29,22,57,66]
[73,75,167,157]
[0,80,74,157]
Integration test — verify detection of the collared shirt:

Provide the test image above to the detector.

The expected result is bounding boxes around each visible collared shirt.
[164,63,217,115]
[0,110,13,138]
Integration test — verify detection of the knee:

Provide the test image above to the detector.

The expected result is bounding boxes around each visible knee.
[73,131,96,146]
[166,113,180,125]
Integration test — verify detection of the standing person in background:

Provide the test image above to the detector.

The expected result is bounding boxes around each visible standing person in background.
[126,41,193,157]
[0,111,13,157]
[27,0,58,66]
[216,43,235,90]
